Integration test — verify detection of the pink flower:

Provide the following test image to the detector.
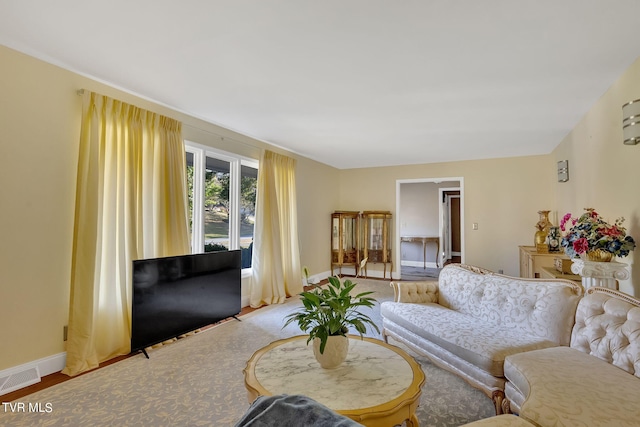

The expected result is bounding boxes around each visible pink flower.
[573,238,589,254]
[560,213,572,231]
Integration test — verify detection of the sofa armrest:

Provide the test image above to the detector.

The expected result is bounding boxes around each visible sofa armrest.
[389,281,438,303]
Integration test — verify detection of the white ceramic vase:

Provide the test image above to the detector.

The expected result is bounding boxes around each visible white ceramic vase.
[313,335,349,369]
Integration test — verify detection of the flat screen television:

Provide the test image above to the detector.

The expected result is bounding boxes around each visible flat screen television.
[131,250,241,356]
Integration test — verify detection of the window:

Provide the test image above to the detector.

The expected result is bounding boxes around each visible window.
[186,142,258,269]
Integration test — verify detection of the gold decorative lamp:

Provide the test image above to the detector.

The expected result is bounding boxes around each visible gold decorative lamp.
[622,99,640,145]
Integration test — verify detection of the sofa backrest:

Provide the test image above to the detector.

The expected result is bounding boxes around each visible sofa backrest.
[571,287,640,378]
[438,264,584,346]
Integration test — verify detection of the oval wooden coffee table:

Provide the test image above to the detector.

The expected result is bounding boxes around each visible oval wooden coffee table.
[243,335,425,427]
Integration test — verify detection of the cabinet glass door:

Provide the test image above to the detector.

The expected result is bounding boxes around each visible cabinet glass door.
[368,218,384,251]
[331,211,360,276]
[342,216,357,264]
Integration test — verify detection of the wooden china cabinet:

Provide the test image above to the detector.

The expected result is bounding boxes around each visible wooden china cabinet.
[361,211,393,279]
[331,211,361,277]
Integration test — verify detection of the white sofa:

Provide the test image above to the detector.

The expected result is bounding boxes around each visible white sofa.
[503,287,640,426]
[380,264,583,414]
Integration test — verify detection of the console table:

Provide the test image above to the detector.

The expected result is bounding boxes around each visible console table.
[401,236,440,268]
[243,335,425,427]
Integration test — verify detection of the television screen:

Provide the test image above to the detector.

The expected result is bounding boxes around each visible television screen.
[131,250,241,354]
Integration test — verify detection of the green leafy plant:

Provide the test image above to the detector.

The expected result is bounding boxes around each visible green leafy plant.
[283,275,380,354]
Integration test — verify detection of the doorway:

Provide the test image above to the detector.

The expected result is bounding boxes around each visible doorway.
[396,178,464,280]
[440,188,461,262]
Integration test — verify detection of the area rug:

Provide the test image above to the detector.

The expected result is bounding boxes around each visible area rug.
[0,278,494,426]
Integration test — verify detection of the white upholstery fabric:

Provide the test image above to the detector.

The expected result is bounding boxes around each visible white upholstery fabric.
[383,318,507,393]
[437,265,582,346]
[381,302,558,376]
[504,288,640,426]
[380,264,583,410]
[504,346,640,426]
[503,382,522,414]
[570,288,640,376]
[389,281,438,303]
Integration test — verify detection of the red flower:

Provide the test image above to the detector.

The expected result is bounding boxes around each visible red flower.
[601,226,622,237]
[572,237,589,254]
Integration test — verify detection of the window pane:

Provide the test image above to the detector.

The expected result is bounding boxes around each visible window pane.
[204,156,230,253]
[185,152,194,250]
[185,142,258,269]
[240,164,258,268]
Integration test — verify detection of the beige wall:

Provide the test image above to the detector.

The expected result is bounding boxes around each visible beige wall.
[553,56,640,296]
[0,46,338,371]
[400,183,441,238]
[296,157,341,276]
[339,155,556,278]
[1,47,79,372]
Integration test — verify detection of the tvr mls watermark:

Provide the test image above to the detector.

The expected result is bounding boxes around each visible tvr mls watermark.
[2,402,53,413]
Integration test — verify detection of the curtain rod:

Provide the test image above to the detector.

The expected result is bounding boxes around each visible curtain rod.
[182,123,262,151]
[76,88,260,151]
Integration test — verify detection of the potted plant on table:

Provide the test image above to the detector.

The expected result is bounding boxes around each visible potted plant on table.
[283,274,380,369]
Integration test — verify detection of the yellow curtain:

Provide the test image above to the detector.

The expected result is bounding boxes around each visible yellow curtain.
[63,91,190,376]
[250,150,303,307]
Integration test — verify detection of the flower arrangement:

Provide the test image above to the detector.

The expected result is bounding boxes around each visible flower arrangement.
[560,208,636,259]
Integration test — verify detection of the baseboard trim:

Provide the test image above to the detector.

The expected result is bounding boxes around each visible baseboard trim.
[0,353,66,396]
[241,296,251,308]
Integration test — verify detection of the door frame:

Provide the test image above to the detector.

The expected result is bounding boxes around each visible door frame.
[439,188,461,262]
[395,177,465,277]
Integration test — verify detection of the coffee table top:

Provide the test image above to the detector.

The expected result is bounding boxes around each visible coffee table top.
[243,335,425,425]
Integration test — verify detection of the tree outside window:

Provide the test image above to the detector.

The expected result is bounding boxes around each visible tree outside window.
[185,144,258,269]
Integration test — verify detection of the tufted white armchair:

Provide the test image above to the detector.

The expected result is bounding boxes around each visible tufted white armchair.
[503,287,640,425]
[571,287,640,377]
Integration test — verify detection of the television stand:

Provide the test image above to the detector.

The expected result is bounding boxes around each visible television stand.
[141,349,149,359]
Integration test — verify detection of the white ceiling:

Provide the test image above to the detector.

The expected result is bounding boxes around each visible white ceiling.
[2,1,640,169]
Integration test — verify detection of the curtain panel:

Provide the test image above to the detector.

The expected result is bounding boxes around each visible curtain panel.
[250,150,303,307]
[63,91,190,376]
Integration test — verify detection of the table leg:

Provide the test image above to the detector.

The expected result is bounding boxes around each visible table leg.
[422,241,427,269]
[407,413,419,427]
